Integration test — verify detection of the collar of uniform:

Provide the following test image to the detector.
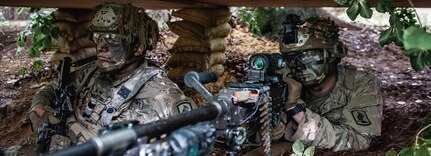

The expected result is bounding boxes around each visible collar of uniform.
[304,65,347,115]
[111,60,149,87]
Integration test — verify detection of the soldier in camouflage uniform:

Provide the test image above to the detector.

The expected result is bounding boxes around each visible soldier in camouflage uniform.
[279,17,383,152]
[247,16,383,155]
[28,3,195,153]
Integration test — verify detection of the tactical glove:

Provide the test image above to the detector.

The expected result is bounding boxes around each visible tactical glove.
[282,77,305,109]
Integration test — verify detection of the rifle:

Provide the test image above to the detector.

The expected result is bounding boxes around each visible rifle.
[36,57,75,153]
[48,53,290,156]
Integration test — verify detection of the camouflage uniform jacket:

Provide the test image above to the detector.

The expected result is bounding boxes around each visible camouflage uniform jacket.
[32,61,195,144]
[283,65,383,151]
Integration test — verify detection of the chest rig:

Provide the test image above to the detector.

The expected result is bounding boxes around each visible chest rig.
[76,65,162,126]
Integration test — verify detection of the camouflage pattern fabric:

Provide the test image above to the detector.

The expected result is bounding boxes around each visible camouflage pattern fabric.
[283,65,383,151]
[31,60,196,146]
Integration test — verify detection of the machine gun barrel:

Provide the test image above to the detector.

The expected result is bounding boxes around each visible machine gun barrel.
[48,102,223,156]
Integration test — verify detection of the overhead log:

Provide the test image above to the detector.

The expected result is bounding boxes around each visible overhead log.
[0,0,430,9]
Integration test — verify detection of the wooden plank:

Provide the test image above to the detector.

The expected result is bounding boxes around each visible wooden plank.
[0,0,429,9]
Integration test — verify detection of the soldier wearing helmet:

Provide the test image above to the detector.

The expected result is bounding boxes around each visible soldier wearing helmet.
[29,3,195,153]
[279,15,383,152]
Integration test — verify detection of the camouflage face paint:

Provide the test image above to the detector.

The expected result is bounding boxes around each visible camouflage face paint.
[93,32,128,71]
[287,49,328,85]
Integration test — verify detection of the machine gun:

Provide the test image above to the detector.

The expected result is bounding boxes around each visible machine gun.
[48,53,289,156]
[36,57,75,153]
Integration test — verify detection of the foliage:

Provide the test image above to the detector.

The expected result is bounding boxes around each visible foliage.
[237,7,263,35]
[32,60,45,74]
[291,140,315,156]
[17,8,62,57]
[338,0,431,71]
[385,124,431,156]
[18,67,26,78]
[403,26,431,71]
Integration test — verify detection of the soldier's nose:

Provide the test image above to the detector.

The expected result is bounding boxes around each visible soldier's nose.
[97,44,109,53]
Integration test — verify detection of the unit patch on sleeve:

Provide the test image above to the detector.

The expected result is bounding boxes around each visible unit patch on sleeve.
[175,100,192,114]
[351,110,371,126]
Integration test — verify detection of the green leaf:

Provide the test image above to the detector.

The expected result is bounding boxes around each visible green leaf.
[393,27,404,46]
[32,60,45,73]
[399,147,413,156]
[42,36,52,48]
[379,28,392,46]
[28,47,38,57]
[405,49,423,57]
[425,51,431,66]
[359,0,373,19]
[303,146,315,156]
[346,1,360,21]
[416,146,431,156]
[376,0,392,13]
[385,149,397,156]
[292,140,305,154]
[17,46,25,53]
[334,0,349,5]
[16,7,27,15]
[290,153,302,156]
[410,54,424,71]
[403,26,431,50]
[18,67,26,77]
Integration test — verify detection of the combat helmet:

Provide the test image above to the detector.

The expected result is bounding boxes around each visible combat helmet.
[90,3,159,71]
[279,15,346,85]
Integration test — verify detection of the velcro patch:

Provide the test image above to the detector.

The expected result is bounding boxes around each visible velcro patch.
[351,110,371,126]
[175,100,192,114]
[117,86,131,99]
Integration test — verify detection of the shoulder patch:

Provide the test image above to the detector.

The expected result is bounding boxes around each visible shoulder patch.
[351,110,371,126]
[175,99,192,114]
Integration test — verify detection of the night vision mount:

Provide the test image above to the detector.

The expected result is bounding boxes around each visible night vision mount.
[280,14,302,45]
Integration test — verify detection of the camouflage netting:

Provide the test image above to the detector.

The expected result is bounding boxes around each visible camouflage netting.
[46,9,95,64]
[167,8,231,83]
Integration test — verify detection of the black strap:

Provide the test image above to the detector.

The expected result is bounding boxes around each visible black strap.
[286,104,306,117]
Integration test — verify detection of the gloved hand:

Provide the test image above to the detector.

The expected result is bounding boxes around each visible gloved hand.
[282,76,304,109]
[29,104,60,133]
[243,141,292,156]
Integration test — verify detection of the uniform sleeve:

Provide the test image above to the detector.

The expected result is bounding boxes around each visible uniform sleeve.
[127,73,197,124]
[31,84,56,108]
[31,63,96,109]
[284,72,383,151]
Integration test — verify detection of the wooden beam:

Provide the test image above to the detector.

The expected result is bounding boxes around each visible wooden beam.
[0,0,429,9]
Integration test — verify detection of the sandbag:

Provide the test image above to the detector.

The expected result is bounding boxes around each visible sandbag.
[167,52,226,70]
[70,35,96,52]
[170,37,226,53]
[49,47,97,63]
[49,52,74,63]
[168,21,231,40]
[49,36,71,53]
[54,21,91,39]
[172,8,231,27]
[53,8,92,23]
[71,47,97,60]
[209,64,225,75]
[168,66,199,82]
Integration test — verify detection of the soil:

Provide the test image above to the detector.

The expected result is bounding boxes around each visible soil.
[0,22,430,156]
